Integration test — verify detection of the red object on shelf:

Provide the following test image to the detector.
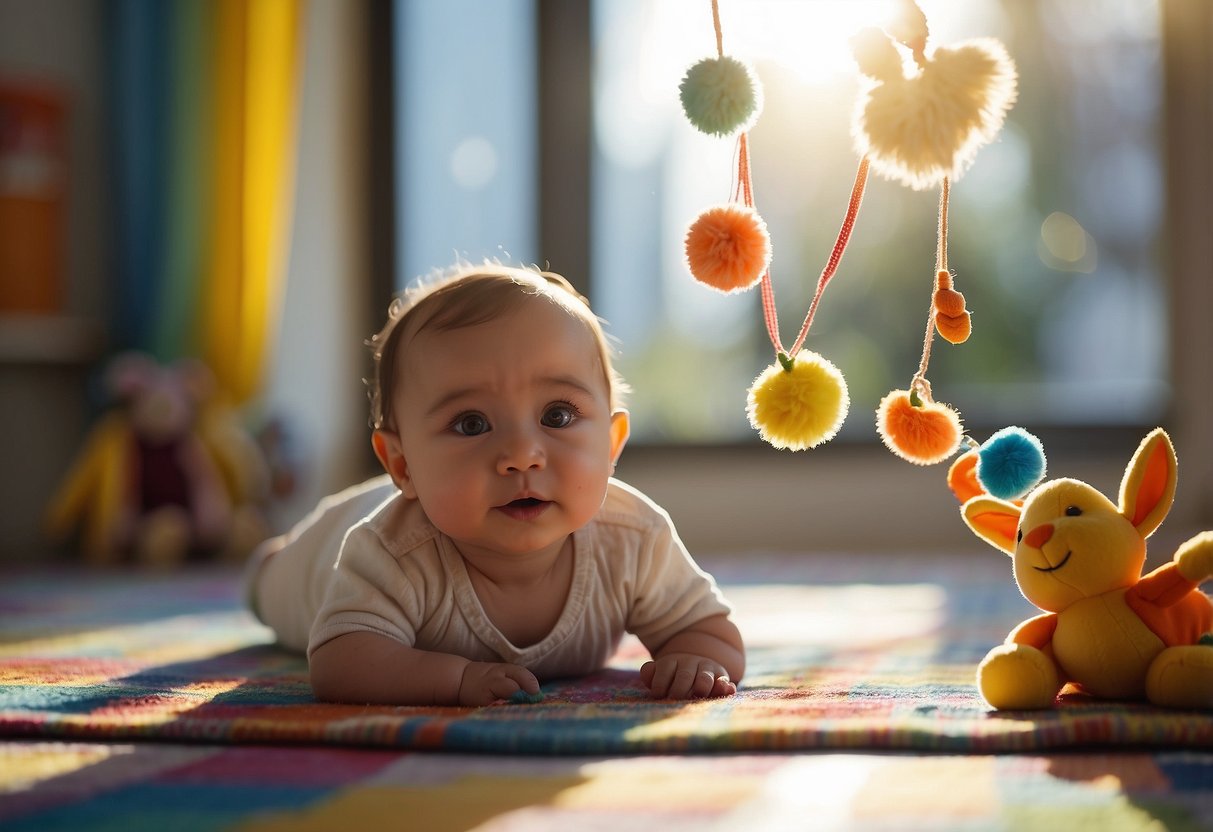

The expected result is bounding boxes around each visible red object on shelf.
[0,79,68,313]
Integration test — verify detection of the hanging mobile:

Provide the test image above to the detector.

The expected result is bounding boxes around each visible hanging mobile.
[679,0,1016,459]
[680,0,870,451]
[857,0,1018,464]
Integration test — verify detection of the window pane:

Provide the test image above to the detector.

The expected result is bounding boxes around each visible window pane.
[591,0,1166,444]
[395,0,538,284]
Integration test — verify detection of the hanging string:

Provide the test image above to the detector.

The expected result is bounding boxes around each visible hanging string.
[936,175,950,273]
[711,0,723,58]
[713,0,870,363]
[734,134,784,354]
[788,156,871,358]
[734,143,871,360]
[912,176,951,398]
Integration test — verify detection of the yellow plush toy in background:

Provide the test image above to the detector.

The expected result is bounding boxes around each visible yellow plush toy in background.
[44,352,270,566]
[955,428,1213,710]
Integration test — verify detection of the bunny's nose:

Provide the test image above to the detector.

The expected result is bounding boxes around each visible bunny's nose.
[1023,524,1054,549]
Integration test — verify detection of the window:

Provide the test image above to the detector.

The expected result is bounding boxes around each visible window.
[591,0,1167,444]
[394,0,538,283]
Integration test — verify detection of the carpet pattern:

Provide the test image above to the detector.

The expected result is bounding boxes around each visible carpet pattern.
[2,555,1212,830]
[4,742,1211,831]
[1,556,1210,756]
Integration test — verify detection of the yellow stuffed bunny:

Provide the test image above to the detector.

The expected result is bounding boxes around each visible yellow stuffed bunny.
[956,428,1213,710]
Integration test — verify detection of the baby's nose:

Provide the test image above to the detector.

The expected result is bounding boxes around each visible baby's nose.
[497,431,546,473]
[1023,523,1054,549]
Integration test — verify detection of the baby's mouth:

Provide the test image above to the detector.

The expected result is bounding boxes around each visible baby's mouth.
[496,497,551,520]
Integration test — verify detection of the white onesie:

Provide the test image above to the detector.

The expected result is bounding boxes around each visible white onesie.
[249,475,731,681]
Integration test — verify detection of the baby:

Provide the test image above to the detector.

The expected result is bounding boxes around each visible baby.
[248,264,744,706]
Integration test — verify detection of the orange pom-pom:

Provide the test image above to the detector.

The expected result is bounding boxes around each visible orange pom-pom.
[933,287,966,317]
[685,205,772,294]
[935,309,972,344]
[876,388,962,465]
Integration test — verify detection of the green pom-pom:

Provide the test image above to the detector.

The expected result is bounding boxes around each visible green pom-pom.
[508,689,545,704]
[679,56,762,137]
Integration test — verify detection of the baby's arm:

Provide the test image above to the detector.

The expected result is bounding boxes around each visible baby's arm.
[309,631,539,706]
[640,614,746,699]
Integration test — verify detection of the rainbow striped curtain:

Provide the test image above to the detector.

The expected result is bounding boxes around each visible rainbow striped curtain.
[109,0,303,405]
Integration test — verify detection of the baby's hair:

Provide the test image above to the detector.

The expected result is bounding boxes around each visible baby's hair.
[367,263,628,431]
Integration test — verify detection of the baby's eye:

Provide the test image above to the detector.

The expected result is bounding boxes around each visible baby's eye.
[1065,505,1082,517]
[451,412,490,436]
[541,402,578,429]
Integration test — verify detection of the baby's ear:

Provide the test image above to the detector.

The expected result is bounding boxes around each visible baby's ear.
[609,410,630,466]
[372,430,415,498]
[1119,428,1176,539]
[962,496,1021,555]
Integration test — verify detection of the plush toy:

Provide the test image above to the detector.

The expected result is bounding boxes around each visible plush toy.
[952,428,1213,710]
[45,352,269,566]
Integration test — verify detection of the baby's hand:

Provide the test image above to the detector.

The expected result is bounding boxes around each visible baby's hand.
[640,654,737,700]
[459,661,540,706]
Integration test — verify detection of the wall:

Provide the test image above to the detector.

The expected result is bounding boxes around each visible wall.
[262,0,373,531]
[0,0,107,558]
[0,0,371,558]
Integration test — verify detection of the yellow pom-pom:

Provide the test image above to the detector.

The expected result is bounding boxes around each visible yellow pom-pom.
[746,351,849,451]
[876,388,963,465]
[853,38,1017,190]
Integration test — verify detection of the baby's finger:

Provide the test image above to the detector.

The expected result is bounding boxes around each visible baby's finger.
[639,660,656,687]
[508,665,541,694]
[666,664,701,699]
[486,674,524,701]
[710,675,737,698]
[646,661,677,698]
[689,668,719,698]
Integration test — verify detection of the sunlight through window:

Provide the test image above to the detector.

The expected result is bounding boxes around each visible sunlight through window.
[592,0,1166,442]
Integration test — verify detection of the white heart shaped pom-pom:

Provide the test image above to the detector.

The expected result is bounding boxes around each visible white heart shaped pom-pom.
[853,38,1017,190]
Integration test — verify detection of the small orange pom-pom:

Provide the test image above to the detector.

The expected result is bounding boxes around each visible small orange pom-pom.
[876,388,963,465]
[685,205,772,294]
[935,309,972,344]
[933,287,966,317]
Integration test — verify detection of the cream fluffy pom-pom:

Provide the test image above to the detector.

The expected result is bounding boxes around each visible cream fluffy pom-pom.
[853,37,1017,190]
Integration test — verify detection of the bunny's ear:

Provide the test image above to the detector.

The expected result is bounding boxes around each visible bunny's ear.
[1119,428,1177,539]
[962,496,1021,555]
[947,450,984,504]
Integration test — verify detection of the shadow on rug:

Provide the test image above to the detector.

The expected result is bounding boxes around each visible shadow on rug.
[1,555,1210,755]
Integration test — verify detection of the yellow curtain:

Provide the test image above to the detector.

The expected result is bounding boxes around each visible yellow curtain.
[204,0,304,405]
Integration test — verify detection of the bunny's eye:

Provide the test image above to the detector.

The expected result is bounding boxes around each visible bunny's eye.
[1017,529,1023,543]
[1065,505,1082,517]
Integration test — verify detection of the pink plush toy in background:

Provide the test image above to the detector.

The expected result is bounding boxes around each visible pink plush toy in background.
[952,428,1213,710]
[45,352,269,566]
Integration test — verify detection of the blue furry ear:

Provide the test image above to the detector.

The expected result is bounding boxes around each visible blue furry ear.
[976,427,1046,500]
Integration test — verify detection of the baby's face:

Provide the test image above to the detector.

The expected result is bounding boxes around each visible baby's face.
[388,298,626,561]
